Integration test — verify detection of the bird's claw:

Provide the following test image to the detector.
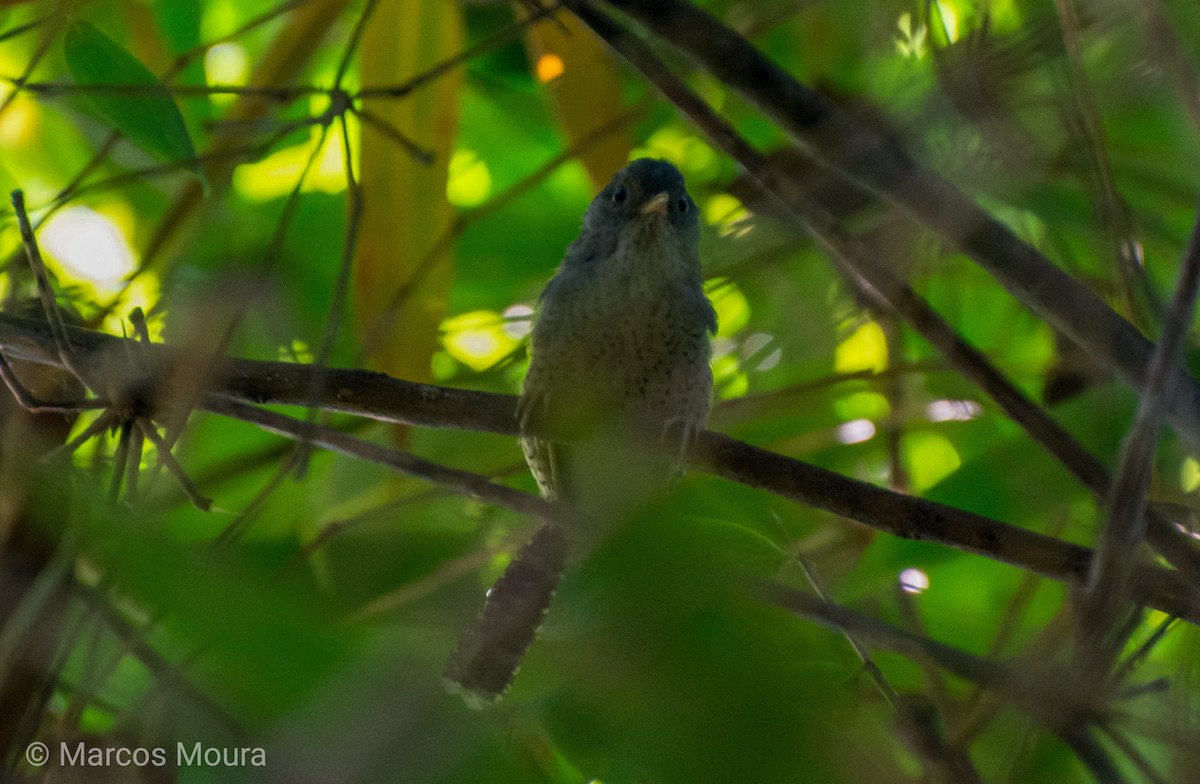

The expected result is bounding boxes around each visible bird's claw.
[517,390,550,435]
[660,415,700,457]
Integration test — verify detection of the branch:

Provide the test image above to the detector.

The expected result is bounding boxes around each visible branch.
[580,0,1200,449]
[1082,203,1200,644]
[560,1,1200,585]
[0,313,1196,622]
[203,395,560,524]
[767,585,1134,784]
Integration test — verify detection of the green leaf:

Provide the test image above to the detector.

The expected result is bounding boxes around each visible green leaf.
[63,19,205,186]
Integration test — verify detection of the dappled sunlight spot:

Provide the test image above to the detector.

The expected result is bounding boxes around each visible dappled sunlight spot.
[277,339,314,364]
[0,91,37,146]
[899,568,930,594]
[447,149,492,208]
[1181,457,1200,493]
[933,1,960,42]
[926,399,983,422]
[836,418,876,445]
[317,120,350,185]
[754,347,781,371]
[896,13,927,59]
[713,353,748,399]
[1174,522,1200,542]
[631,126,718,176]
[234,147,308,201]
[41,206,136,288]
[535,53,564,83]
[502,304,534,339]
[101,275,163,340]
[204,42,248,107]
[834,320,888,374]
[835,391,889,422]
[234,131,345,201]
[703,193,748,228]
[441,310,519,372]
[200,0,240,41]
[712,337,736,359]
[741,332,780,372]
[903,433,961,491]
[706,279,750,337]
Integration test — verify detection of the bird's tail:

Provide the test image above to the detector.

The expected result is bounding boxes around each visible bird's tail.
[443,524,568,709]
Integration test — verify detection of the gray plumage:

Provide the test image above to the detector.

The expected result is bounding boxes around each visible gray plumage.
[444,159,717,707]
[521,158,717,503]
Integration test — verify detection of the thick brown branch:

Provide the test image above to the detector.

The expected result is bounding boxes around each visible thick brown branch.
[0,314,1196,621]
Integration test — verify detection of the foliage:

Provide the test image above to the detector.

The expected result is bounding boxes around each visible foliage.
[0,0,1198,782]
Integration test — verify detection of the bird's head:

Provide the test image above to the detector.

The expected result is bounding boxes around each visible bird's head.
[581,158,699,248]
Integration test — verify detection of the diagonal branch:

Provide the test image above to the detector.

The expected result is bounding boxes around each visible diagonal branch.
[578,0,1200,448]
[560,1,1200,583]
[1081,203,1200,649]
[203,394,560,525]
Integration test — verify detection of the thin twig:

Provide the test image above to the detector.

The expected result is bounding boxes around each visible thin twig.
[332,0,380,88]
[350,106,434,163]
[294,113,365,477]
[0,13,62,118]
[1110,614,1177,689]
[797,555,898,709]
[895,583,954,718]
[137,420,211,511]
[213,452,299,548]
[0,351,104,414]
[72,584,246,740]
[355,1,563,99]
[161,0,311,83]
[1100,723,1171,784]
[1061,725,1128,784]
[10,192,76,376]
[766,584,1029,694]
[1082,202,1200,655]
[203,394,560,525]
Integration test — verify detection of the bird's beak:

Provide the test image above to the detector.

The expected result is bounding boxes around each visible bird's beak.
[640,192,669,216]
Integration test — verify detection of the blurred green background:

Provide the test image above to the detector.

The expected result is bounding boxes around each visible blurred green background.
[0,0,1198,781]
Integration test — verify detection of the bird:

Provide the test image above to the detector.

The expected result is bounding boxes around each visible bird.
[443,158,717,708]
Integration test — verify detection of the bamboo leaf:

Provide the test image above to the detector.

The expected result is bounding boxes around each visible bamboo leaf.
[355,0,464,438]
[63,19,204,185]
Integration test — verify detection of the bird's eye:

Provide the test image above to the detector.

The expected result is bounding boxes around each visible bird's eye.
[611,186,628,205]
[676,197,689,213]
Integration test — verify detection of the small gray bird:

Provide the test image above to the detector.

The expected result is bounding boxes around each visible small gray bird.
[443,159,717,707]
